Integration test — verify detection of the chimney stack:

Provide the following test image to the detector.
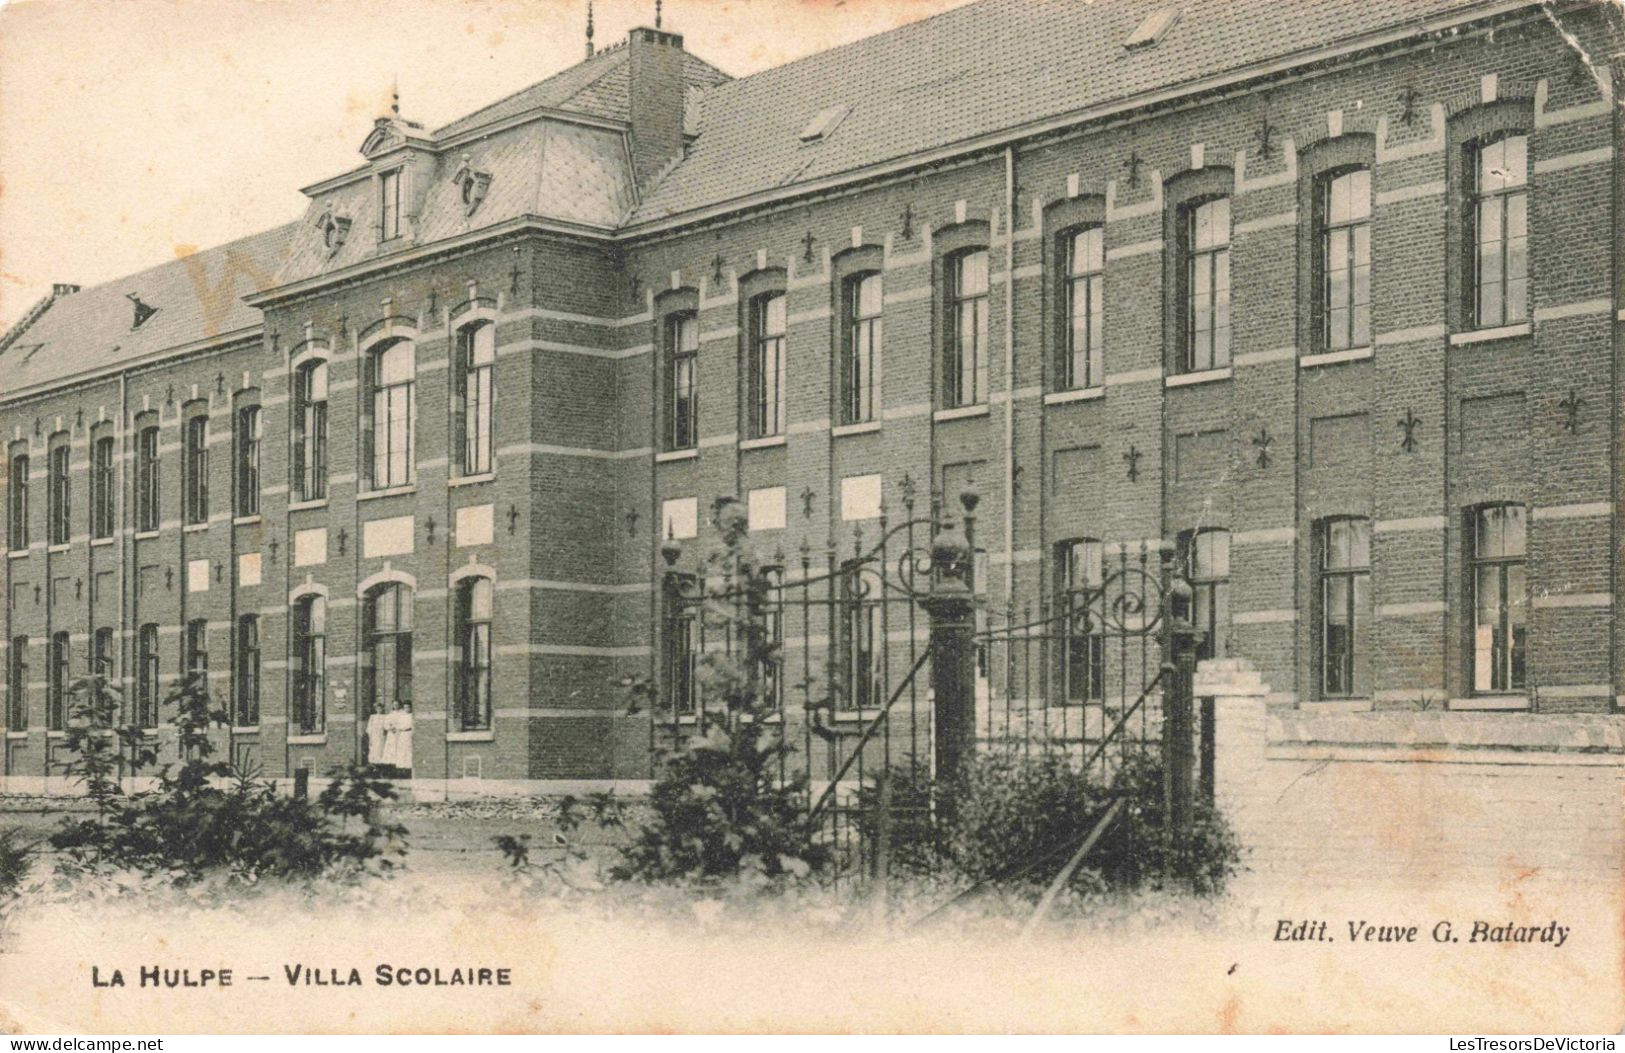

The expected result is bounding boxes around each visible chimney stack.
[627,26,687,189]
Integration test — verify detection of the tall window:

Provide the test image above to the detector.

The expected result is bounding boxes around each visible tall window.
[746,292,787,439]
[379,168,402,241]
[1057,538,1105,703]
[945,249,990,407]
[48,444,70,545]
[664,313,698,451]
[90,626,114,678]
[663,576,700,717]
[1062,227,1105,390]
[751,567,784,712]
[47,631,69,731]
[1320,169,1371,351]
[135,426,160,532]
[293,361,329,501]
[183,416,209,525]
[184,619,208,679]
[1318,518,1371,698]
[1183,528,1231,661]
[456,323,495,476]
[362,583,413,717]
[137,623,159,728]
[1471,504,1527,694]
[291,596,326,734]
[8,637,28,731]
[90,437,115,540]
[235,406,260,516]
[234,615,260,727]
[838,565,883,713]
[1183,197,1231,372]
[454,577,493,731]
[7,453,28,551]
[1469,134,1529,329]
[841,273,882,425]
[367,340,415,489]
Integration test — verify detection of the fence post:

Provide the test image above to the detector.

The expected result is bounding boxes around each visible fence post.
[1159,557,1201,870]
[921,491,978,812]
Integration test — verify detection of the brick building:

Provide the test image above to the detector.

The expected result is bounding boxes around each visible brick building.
[1,0,1620,792]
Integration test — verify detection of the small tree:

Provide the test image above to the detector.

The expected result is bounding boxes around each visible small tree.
[616,498,828,883]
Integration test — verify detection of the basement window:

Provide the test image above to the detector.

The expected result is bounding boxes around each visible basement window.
[1124,8,1179,50]
[799,104,851,144]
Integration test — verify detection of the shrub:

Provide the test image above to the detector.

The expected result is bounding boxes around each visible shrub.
[614,498,828,884]
[864,744,1241,898]
[46,669,406,886]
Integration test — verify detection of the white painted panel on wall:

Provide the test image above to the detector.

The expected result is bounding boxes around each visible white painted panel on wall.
[663,497,698,540]
[238,552,262,587]
[748,487,786,531]
[186,559,210,593]
[364,516,415,558]
[294,527,327,567]
[841,474,882,521]
[456,504,494,547]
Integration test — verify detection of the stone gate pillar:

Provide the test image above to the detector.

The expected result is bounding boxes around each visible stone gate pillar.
[1192,657,1271,838]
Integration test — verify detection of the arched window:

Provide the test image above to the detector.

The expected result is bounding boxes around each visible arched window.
[183,415,209,525]
[1055,537,1105,703]
[1181,528,1231,661]
[1317,169,1371,352]
[136,624,159,728]
[235,405,261,516]
[746,292,787,439]
[663,572,701,717]
[361,582,413,717]
[135,426,160,532]
[291,595,326,734]
[663,312,698,451]
[90,436,115,539]
[453,577,493,730]
[47,630,70,731]
[8,451,29,551]
[841,273,882,425]
[455,323,495,476]
[292,360,329,501]
[235,615,260,727]
[1468,133,1529,329]
[1181,197,1231,373]
[6,636,27,732]
[1470,503,1528,694]
[365,340,415,490]
[1062,227,1105,391]
[944,248,990,408]
[48,441,71,544]
[1317,517,1371,698]
[837,563,884,714]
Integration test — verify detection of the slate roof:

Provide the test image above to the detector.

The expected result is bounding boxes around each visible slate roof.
[0,225,295,398]
[2,0,1519,397]
[630,0,1510,223]
[433,44,730,140]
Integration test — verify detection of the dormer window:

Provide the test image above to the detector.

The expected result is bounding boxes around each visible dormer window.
[1124,7,1179,49]
[799,104,851,144]
[126,293,158,329]
[317,207,352,257]
[451,154,492,216]
[380,169,403,241]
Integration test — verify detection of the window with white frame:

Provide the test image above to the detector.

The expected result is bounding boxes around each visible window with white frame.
[1318,517,1370,698]
[841,273,882,425]
[1470,503,1527,694]
[1182,197,1231,372]
[8,452,28,550]
[945,249,990,407]
[1468,134,1529,329]
[293,360,329,501]
[90,436,115,540]
[379,169,403,241]
[454,577,493,731]
[183,416,209,525]
[1056,538,1105,703]
[746,292,787,439]
[456,322,495,476]
[291,595,326,734]
[1319,169,1371,352]
[366,340,415,489]
[1062,227,1105,390]
[664,313,699,451]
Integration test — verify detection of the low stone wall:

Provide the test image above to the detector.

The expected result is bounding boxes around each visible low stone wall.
[1199,659,1625,888]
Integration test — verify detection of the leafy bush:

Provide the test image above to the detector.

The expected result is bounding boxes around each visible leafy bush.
[0,828,35,904]
[614,498,828,884]
[46,669,405,886]
[864,744,1240,897]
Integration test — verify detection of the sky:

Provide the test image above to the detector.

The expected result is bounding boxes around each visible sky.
[0,0,972,332]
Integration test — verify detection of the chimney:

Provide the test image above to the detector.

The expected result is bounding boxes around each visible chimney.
[627,26,687,189]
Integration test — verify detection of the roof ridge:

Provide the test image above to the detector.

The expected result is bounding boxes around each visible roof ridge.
[0,290,63,356]
[431,47,626,138]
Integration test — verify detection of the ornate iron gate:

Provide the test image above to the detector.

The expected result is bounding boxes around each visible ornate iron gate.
[655,490,1203,886]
